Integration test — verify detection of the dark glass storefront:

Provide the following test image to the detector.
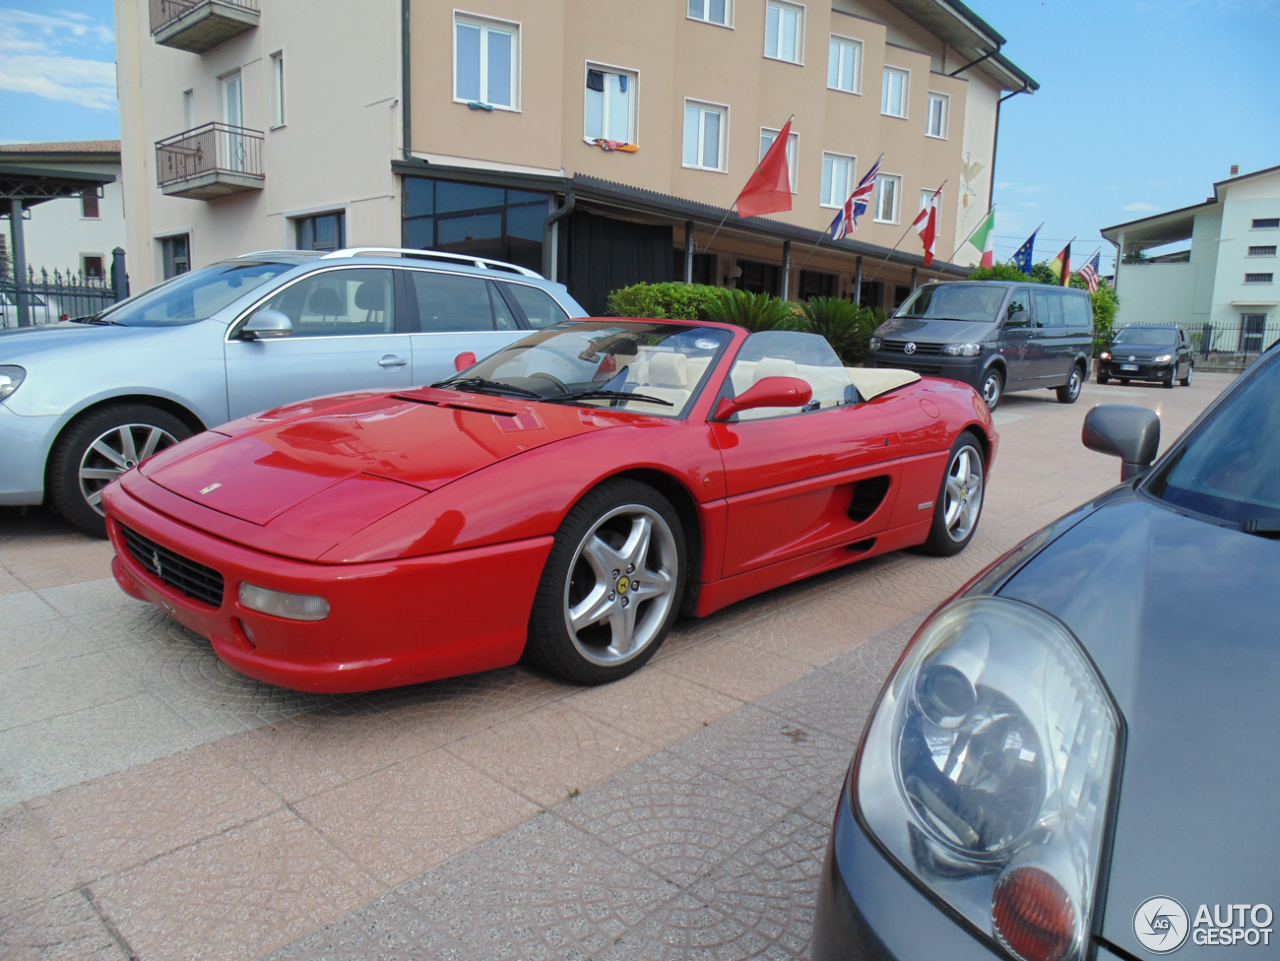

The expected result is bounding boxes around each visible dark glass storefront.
[402,176,550,273]
[799,270,837,299]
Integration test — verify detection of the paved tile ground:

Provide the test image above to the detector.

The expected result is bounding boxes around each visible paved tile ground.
[0,374,1232,960]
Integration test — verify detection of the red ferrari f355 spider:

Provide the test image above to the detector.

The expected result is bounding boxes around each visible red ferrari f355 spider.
[104,320,996,692]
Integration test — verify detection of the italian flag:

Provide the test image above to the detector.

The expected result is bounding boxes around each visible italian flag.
[969,209,997,268]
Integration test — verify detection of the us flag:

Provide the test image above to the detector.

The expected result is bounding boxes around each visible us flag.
[1079,249,1102,293]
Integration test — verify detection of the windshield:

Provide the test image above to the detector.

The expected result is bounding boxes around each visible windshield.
[96,261,294,327]
[438,321,732,418]
[1148,353,1280,526]
[1112,327,1177,347]
[894,283,1006,322]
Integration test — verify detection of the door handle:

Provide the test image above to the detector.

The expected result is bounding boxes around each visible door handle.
[378,354,408,368]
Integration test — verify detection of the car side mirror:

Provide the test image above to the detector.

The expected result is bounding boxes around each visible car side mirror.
[454,351,477,372]
[1004,311,1031,329]
[241,309,293,340]
[1082,404,1161,481]
[715,376,813,420]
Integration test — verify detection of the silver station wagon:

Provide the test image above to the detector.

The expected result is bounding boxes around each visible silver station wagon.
[0,248,585,535]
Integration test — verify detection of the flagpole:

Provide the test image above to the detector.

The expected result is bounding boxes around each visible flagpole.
[792,152,886,278]
[957,204,995,254]
[700,114,794,255]
[866,178,946,284]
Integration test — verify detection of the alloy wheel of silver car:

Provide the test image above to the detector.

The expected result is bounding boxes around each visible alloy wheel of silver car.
[78,423,179,515]
[943,444,984,543]
[563,504,680,667]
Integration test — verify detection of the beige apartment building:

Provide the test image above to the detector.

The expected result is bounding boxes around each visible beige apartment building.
[115,0,1035,313]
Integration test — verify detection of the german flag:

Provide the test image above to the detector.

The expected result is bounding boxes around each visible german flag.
[1049,240,1073,286]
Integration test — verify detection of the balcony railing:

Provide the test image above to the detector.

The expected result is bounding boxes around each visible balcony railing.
[156,123,264,200]
[150,0,259,53]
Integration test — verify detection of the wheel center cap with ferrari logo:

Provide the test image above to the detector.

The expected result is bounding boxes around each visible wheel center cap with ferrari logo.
[904,342,917,355]
[616,575,631,595]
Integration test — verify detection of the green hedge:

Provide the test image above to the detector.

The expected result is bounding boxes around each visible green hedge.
[605,282,724,320]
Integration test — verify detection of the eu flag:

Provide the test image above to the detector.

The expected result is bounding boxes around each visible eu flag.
[1012,229,1038,274]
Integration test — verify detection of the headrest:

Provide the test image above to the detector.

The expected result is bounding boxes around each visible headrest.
[754,357,797,383]
[355,281,387,310]
[308,288,344,315]
[649,351,689,387]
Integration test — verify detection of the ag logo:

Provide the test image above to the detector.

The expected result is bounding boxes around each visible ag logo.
[1134,896,1190,954]
[904,342,917,355]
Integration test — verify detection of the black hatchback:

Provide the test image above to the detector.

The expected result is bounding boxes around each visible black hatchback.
[814,344,1279,961]
[1098,324,1194,388]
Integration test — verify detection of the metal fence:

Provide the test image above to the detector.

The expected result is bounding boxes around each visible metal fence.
[149,0,259,34]
[0,264,123,329]
[156,122,264,188]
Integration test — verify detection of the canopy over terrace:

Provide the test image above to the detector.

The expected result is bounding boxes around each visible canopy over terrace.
[1,163,116,327]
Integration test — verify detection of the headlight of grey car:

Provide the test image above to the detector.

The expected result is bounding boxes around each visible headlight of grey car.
[1153,354,1173,364]
[0,366,26,401]
[943,343,983,357]
[856,596,1119,961]
[869,336,882,351]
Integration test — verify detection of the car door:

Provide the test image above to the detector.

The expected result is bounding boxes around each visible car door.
[403,269,528,386]
[998,287,1037,387]
[1030,287,1071,383]
[709,331,903,579]
[224,266,413,419]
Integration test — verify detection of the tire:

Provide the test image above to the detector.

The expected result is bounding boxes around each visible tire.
[978,368,1004,412]
[1119,378,1130,385]
[1056,365,1084,404]
[1097,371,1109,385]
[48,404,191,537]
[1164,371,1175,389]
[527,478,686,685]
[1180,364,1192,387]
[921,431,986,557]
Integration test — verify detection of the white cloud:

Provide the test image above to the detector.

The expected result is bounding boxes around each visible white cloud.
[0,9,117,111]
[1122,202,1162,212]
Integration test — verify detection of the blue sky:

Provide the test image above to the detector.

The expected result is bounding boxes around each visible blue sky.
[2,1,1277,272]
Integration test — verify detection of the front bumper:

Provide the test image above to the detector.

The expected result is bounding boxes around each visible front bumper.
[812,777,1004,961]
[104,481,554,693]
[864,351,983,388]
[1098,359,1174,382]
[0,404,59,504]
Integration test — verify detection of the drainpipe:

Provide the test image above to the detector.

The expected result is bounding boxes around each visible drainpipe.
[989,81,1031,209]
[542,190,575,282]
[401,0,412,159]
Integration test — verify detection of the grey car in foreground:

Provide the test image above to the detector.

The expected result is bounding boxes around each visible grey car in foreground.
[815,343,1279,960]
[0,247,585,535]
[866,281,1094,411]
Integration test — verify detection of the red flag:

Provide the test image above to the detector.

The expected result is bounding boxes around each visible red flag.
[912,184,942,266]
[735,119,792,219]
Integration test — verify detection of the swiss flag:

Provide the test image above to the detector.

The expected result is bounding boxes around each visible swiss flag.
[912,185,942,266]
[735,119,793,219]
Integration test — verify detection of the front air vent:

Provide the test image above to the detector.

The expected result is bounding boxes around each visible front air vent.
[849,476,892,523]
[120,524,225,608]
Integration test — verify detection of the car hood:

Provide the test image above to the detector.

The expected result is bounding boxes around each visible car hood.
[0,321,188,362]
[139,388,621,541]
[1107,344,1177,359]
[998,493,1279,953]
[874,316,994,345]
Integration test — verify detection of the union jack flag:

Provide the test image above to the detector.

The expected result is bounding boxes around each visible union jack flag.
[829,154,883,240]
[1078,249,1102,293]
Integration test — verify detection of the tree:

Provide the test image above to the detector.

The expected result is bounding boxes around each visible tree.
[605,282,723,320]
[966,264,1030,283]
[797,297,878,364]
[704,288,794,332]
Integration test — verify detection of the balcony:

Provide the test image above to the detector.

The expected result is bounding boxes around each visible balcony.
[156,123,264,200]
[150,0,259,53]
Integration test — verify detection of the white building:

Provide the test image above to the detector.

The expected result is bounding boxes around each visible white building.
[0,141,126,282]
[1102,163,1280,360]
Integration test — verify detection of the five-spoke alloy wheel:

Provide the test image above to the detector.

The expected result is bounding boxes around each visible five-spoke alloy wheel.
[922,431,985,556]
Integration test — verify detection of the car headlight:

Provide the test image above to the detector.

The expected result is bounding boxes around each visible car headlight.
[1099,351,1111,361]
[1153,354,1173,364]
[0,365,26,401]
[238,582,330,621]
[856,596,1119,961]
[869,336,883,351]
[943,342,982,357]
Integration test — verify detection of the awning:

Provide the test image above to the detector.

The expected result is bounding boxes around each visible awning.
[0,163,115,209]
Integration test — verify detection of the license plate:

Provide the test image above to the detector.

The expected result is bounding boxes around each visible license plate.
[1120,364,1138,371]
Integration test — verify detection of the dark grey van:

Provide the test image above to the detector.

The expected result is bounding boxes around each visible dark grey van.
[865,281,1094,410]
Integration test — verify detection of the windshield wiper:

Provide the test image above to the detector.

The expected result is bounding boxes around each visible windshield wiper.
[1243,519,1280,539]
[542,388,673,408]
[72,313,120,326]
[429,376,541,399]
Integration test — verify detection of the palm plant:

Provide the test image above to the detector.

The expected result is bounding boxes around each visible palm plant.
[704,288,795,332]
[799,296,878,364]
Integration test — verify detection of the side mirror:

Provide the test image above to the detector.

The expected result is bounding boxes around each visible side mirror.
[242,309,293,340]
[1004,310,1031,329]
[1082,404,1161,481]
[454,351,477,372]
[715,376,813,420]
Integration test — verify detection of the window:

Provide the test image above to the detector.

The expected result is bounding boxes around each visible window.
[926,92,948,138]
[874,173,900,223]
[683,101,727,171]
[1252,218,1280,229]
[1244,273,1274,283]
[919,188,942,214]
[828,35,861,93]
[454,14,519,110]
[81,190,100,219]
[182,89,194,129]
[504,282,570,328]
[726,330,850,420]
[882,67,908,118]
[161,235,190,280]
[1031,288,1066,327]
[584,66,636,144]
[269,52,285,127]
[259,268,396,337]
[409,272,518,332]
[82,255,104,280]
[798,270,836,299]
[760,127,799,192]
[764,1,804,64]
[821,153,854,208]
[1248,245,1278,256]
[295,211,346,251]
[688,0,730,26]
[401,177,550,275]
